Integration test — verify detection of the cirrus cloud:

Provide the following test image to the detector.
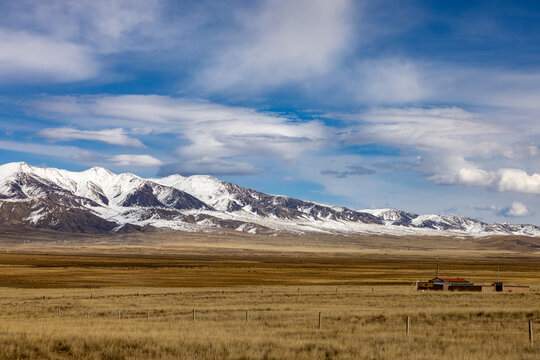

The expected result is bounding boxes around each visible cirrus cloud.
[30,95,328,174]
[109,154,162,167]
[158,158,262,177]
[38,128,144,147]
[198,0,353,92]
[0,29,99,83]
[321,165,375,178]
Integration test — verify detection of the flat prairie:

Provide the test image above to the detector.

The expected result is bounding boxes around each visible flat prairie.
[0,229,538,359]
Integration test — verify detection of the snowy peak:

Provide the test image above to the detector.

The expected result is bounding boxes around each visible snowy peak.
[82,166,115,176]
[153,174,230,210]
[0,161,33,177]
[0,162,538,237]
[360,208,537,235]
[0,162,211,211]
[153,174,381,223]
[361,209,418,226]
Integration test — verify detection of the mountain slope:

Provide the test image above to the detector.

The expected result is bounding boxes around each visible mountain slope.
[0,162,211,210]
[360,209,539,236]
[0,198,119,233]
[153,174,381,223]
[0,162,538,237]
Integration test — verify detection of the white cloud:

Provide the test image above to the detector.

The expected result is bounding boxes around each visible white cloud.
[0,139,162,168]
[199,0,352,92]
[1,0,163,54]
[0,29,99,83]
[0,140,96,161]
[337,57,540,112]
[434,166,540,195]
[332,107,540,196]
[496,168,540,194]
[500,202,530,217]
[475,202,531,218]
[158,158,262,176]
[353,59,430,103]
[29,98,540,185]
[38,128,144,147]
[0,1,169,85]
[446,166,494,187]
[109,154,162,167]
[346,107,510,157]
[32,95,328,167]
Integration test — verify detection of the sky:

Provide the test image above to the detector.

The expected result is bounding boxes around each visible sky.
[1,0,540,224]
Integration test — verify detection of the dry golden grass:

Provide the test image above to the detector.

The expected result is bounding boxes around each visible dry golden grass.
[0,230,538,359]
[0,252,537,288]
[0,286,538,359]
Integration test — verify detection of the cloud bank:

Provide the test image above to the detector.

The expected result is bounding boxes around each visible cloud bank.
[31,95,327,175]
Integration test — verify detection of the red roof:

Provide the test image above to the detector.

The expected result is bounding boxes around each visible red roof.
[440,278,470,282]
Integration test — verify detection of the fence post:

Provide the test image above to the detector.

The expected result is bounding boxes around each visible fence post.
[319,312,322,329]
[147,310,150,323]
[406,316,410,335]
[192,309,195,321]
[530,320,534,344]
[246,310,249,323]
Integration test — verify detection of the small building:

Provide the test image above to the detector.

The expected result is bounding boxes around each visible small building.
[416,263,529,292]
[417,277,475,291]
[490,282,529,293]
[417,278,529,292]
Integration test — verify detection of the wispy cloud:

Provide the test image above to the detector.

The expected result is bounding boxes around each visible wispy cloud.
[0,0,170,85]
[198,0,353,92]
[38,128,144,147]
[0,140,96,161]
[30,95,328,174]
[0,139,161,169]
[1,0,163,54]
[28,97,540,192]
[321,165,375,178]
[0,29,99,83]
[109,154,162,167]
[158,158,262,177]
[329,106,540,196]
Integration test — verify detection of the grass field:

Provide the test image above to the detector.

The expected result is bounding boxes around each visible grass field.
[0,285,538,359]
[0,231,538,359]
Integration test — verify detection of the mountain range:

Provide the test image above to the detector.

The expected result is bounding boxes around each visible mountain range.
[0,162,538,237]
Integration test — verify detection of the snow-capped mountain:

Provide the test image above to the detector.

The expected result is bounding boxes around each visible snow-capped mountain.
[152,174,380,223]
[0,162,538,237]
[360,209,539,236]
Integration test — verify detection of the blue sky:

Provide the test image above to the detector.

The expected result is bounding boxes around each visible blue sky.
[1,0,540,223]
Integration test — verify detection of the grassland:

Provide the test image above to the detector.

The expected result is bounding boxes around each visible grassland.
[0,285,538,359]
[0,230,538,359]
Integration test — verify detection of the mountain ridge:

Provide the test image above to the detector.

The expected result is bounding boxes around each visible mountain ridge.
[0,162,538,237]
